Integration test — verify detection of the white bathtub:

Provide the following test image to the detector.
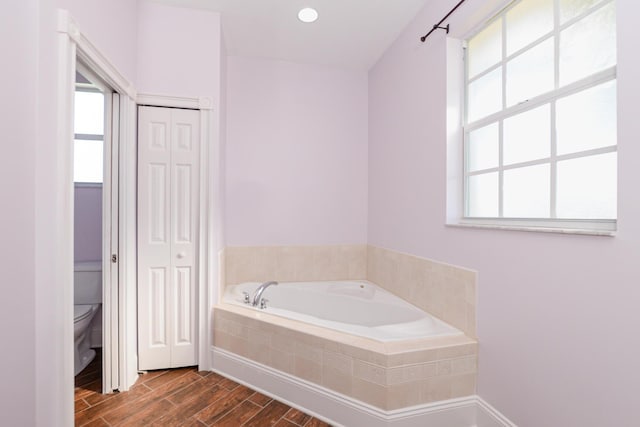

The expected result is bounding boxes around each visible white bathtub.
[223,281,462,342]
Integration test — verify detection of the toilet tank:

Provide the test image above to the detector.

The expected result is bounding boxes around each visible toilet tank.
[74,261,102,305]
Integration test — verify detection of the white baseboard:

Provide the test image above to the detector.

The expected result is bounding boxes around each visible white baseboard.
[475,397,517,427]
[210,347,516,427]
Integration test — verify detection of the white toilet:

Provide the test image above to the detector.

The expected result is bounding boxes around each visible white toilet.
[74,261,102,375]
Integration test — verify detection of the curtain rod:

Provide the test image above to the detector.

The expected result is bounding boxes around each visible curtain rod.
[420,0,467,42]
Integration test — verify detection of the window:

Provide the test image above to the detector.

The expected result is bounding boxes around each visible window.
[463,0,616,232]
[74,88,104,183]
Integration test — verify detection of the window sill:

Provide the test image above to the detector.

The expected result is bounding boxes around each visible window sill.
[446,222,616,237]
[74,182,103,188]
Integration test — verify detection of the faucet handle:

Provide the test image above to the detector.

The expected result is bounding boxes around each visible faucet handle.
[260,298,269,309]
[242,291,250,304]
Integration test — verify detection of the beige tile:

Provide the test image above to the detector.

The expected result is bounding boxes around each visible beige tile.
[420,376,453,403]
[352,377,388,409]
[247,340,271,366]
[322,351,353,395]
[450,373,476,397]
[346,245,367,279]
[444,297,468,334]
[465,279,476,305]
[270,347,295,375]
[437,343,478,359]
[271,332,296,354]
[227,246,255,283]
[323,351,353,375]
[386,367,404,385]
[366,246,382,283]
[294,341,323,364]
[274,246,299,282]
[437,360,452,376]
[311,246,333,279]
[213,330,248,356]
[353,360,386,385]
[322,368,352,396]
[466,303,477,338]
[421,362,439,378]
[387,362,437,385]
[343,345,387,366]
[293,355,322,384]
[386,349,440,367]
[293,247,315,281]
[248,327,271,348]
[255,247,279,281]
[451,356,477,375]
[387,382,423,409]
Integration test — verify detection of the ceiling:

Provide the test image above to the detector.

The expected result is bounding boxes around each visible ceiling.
[153,0,430,70]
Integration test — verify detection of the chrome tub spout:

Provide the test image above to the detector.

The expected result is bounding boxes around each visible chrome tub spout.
[252,281,278,307]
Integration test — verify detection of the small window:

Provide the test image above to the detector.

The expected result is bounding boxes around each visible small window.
[463,0,616,232]
[74,89,104,183]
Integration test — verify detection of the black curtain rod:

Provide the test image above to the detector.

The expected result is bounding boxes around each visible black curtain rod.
[420,0,467,42]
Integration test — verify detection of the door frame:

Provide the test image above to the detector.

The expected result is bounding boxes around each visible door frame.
[57,7,138,400]
[74,60,122,391]
[137,94,214,372]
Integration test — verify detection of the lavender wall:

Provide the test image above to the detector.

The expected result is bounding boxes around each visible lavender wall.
[368,1,640,426]
[0,1,38,424]
[225,57,369,246]
[57,0,138,83]
[74,186,102,262]
[136,0,221,97]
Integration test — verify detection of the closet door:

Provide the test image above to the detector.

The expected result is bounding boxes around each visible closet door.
[138,106,199,370]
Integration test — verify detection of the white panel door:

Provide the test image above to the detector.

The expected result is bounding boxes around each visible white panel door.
[138,106,199,370]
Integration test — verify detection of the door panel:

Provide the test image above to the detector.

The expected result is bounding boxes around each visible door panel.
[149,268,168,347]
[148,164,168,243]
[138,106,199,370]
[174,267,192,344]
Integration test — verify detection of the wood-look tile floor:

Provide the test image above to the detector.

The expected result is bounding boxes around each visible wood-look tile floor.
[75,352,331,426]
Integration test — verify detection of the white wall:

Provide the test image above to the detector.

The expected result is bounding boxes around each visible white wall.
[368,1,640,426]
[225,56,369,246]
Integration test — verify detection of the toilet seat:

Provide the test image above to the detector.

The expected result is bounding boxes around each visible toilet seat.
[74,304,95,322]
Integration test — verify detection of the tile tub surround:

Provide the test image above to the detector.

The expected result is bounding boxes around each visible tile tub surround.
[224,245,368,285]
[223,244,477,337]
[213,305,477,411]
[367,246,477,338]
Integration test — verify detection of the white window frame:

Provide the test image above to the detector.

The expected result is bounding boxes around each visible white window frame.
[458,0,617,235]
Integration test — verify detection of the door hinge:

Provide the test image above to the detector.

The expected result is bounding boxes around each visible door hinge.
[111,254,117,263]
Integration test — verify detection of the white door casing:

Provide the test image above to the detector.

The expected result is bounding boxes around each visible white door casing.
[138,106,200,370]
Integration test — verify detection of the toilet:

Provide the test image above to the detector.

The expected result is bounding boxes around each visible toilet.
[74,261,102,375]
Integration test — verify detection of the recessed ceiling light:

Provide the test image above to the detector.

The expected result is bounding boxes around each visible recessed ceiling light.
[298,7,318,23]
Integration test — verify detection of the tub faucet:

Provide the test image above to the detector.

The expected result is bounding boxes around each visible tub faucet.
[252,281,278,307]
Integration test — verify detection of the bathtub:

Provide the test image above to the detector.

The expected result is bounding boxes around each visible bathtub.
[223,280,462,342]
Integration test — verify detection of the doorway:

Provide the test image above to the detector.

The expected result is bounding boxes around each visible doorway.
[72,63,121,394]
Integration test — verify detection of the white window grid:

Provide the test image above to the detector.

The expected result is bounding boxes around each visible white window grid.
[462,0,617,231]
